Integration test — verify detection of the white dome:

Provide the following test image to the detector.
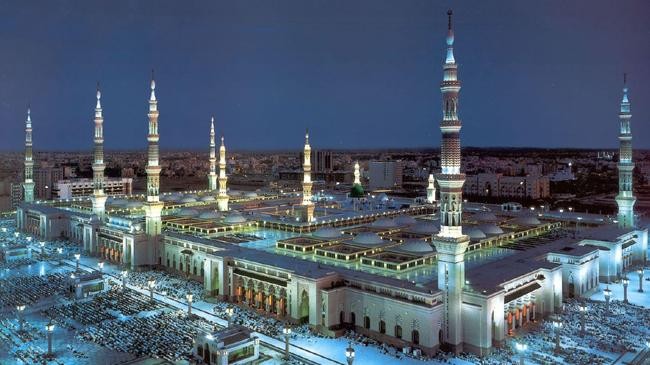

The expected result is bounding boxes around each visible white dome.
[199,211,221,219]
[244,192,258,198]
[180,197,197,203]
[352,232,384,245]
[376,193,389,202]
[394,215,417,226]
[160,195,175,202]
[125,201,142,209]
[465,227,486,240]
[399,239,434,253]
[371,218,398,228]
[199,195,216,202]
[513,215,541,226]
[474,211,498,222]
[178,208,199,217]
[229,191,242,197]
[313,227,343,239]
[224,212,247,224]
[410,222,439,235]
[478,223,504,235]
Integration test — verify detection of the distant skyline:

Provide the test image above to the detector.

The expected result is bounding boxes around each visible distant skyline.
[0,0,648,151]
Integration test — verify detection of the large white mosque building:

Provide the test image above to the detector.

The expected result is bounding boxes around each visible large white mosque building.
[14,11,648,357]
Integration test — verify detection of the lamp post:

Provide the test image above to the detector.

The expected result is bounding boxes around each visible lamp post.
[16,305,25,332]
[282,323,291,360]
[45,320,55,356]
[515,342,527,365]
[578,302,587,336]
[603,287,612,313]
[186,293,193,316]
[638,269,644,292]
[97,261,104,274]
[622,277,629,303]
[226,306,234,328]
[74,253,80,271]
[121,270,128,291]
[552,316,562,353]
[39,241,45,258]
[56,247,63,264]
[148,278,155,301]
[345,341,355,365]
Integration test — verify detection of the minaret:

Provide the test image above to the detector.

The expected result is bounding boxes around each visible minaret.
[143,73,163,237]
[353,161,361,185]
[217,135,229,211]
[427,174,436,203]
[432,10,469,353]
[615,74,636,228]
[301,130,314,222]
[23,108,35,203]
[208,116,217,191]
[91,84,107,219]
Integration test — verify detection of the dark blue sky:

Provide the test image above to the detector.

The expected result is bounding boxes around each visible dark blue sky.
[1,0,648,151]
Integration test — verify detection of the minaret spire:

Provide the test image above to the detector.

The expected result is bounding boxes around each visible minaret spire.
[427,174,436,204]
[23,107,35,203]
[143,71,163,239]
[615,73,636,228]
[353,161,361,185]
[91,83,107,218]
[301,129,314,222]
[208,116,217,191]
[432,9,469,353]
[217,133,229,211]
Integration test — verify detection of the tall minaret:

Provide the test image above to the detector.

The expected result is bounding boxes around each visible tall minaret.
[217,135,229,211]
[301,130,314,222]
[23,108,35,203]
[208,116,217,191]
[427,174,436,203]
[91,84,107,218]
[143,73,163,237]
[615,74,636,228]
[432,10,469,353]
[353,161,361,185]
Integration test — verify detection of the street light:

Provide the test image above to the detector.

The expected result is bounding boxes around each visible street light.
[45,320,55,356]
[226,306,234,328]
[56,247,63,264]
[578,302,587,336]
[97,261,104,274]
[283,323,291,360]
[638,268,645,292]
[186,293,193,316]
[74,253,80,271]
[147,278,156,301]
[515,342,527,365]
[39,241,45,258]
[622,277,629,303]
[603,287,612,312]
[121,270,128,290]
[16,304,25,332]
[552,315,563,353]
[345,341,355,365]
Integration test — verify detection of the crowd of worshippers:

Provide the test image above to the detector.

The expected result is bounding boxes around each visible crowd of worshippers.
[0,273,68,309]
[125,269,205,302]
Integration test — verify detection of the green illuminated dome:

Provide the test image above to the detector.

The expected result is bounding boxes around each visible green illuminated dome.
[350,184,364,198]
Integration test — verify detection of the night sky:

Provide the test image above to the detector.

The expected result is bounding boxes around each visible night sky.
[0,0,648,151]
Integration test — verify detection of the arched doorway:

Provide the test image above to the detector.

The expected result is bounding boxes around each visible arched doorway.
[437,329,442,346]
[363,316,370,329]
[299,290,309,323]
[340,311,345,324]
[203,344,210,364]
[379,320,386,334]
[395,325,402,339]
[413,330,420,345]
[350,312,356,326]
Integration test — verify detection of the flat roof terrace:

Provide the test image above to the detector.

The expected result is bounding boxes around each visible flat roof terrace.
[276,236,340,253]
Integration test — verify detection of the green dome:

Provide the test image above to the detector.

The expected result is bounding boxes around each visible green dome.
[350,184,365,198]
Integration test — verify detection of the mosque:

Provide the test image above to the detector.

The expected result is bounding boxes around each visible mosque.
[15,10,647,357]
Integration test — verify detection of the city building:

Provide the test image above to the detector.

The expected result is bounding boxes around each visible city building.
[368,161,404,190]
[54,177,133,199]
[464,173,550,200]
[193,325,260,365]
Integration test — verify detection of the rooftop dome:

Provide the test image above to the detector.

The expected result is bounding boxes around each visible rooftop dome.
[410,222,439,235]
[199,211,221,219]
[178,208,199,217]
[110,199,128,207]
[398,239,434,254]
[352,232,384,245]
[350,184,365,198]
[465,227,486,240]
[478,223,504,235]
[371,218,398,228]
[224,212,247,224]
[180,197,197,203]
[125,201,142,209]
[244,192,258,198]
[473,211,498,222]
[313,227,343,239]
[199,195,216,202]
[376,193,389,202]
[513,215,541,226]
[229,191,242,197]
[394,215,417,226]
[160,195,175,202]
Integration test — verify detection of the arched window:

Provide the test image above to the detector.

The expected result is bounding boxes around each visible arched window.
[379,320,386,334]
[340,311,345,324]
[395,325,402,339]
[364,316,370,329]
[350,312,356,325]
[412,330,420,345]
